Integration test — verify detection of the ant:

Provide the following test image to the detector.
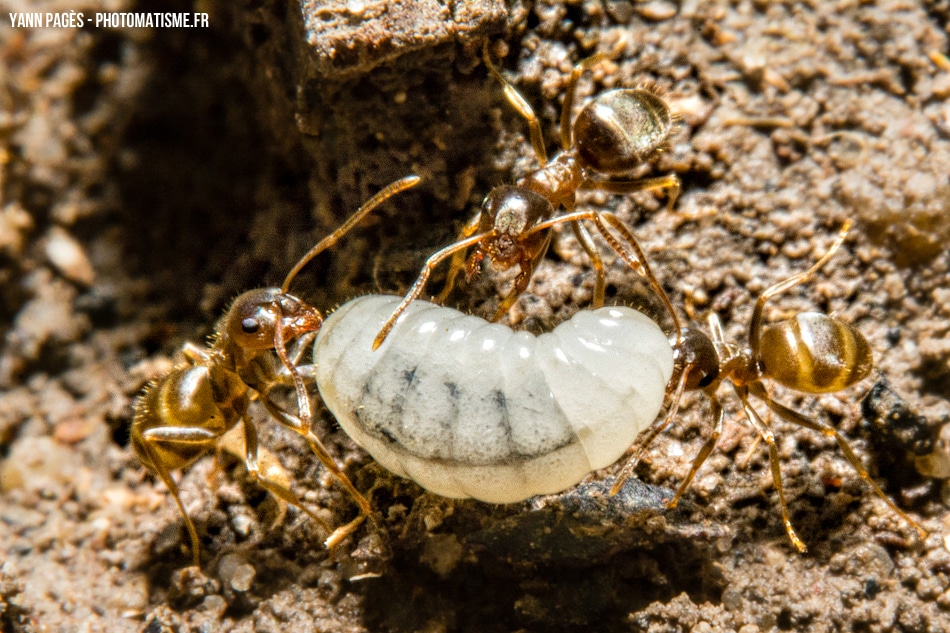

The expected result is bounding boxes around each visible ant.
[131,175,420,567]
[611,220,928,552]
[372,45,682,350]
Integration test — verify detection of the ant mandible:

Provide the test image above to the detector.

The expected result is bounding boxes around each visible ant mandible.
[131,176,420,566]
[611,220,928,552]
[372,44,681,350]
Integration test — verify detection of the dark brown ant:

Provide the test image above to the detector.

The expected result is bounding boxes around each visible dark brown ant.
[131,175,420,566]
[372,46,681,350]
[611,221,928,552]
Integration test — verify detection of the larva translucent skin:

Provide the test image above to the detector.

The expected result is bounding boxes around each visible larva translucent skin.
[314,295,674,504]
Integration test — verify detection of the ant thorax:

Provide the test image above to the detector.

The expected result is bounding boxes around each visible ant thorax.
[518,153,584,208]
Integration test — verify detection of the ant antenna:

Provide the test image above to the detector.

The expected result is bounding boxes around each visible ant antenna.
[281,175,421,292]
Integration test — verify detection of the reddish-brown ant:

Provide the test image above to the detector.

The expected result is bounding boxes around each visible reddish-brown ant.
[131,176,419,566]
[611,221,928,551]
[373,46,681,350]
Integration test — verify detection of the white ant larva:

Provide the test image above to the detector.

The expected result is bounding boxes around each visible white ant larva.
[313,294,673,503]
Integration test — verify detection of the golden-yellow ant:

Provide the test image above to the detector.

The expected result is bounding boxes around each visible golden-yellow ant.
[612,220,928,552]
[372,45,681,350]
[131,176,420,566]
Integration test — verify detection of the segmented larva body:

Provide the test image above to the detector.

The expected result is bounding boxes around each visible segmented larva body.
[313,294,673,503]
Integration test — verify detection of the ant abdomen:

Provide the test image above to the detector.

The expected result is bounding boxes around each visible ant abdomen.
[133,364,246,472]
[573,89,673,174]
[759,312,873,393]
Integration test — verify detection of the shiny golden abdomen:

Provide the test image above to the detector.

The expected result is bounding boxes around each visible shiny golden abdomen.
[759,312,873,393]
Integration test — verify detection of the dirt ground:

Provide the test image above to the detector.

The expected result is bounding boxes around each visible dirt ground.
[2,0,950,631]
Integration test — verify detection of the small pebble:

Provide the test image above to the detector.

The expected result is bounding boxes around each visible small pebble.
[638,0,677,21]
[45,226,95,286]
[218,554,256,592]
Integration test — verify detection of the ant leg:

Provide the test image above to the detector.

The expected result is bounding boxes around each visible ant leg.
[523,210,682,344]
[560,53,611,150]
[263,332,317,389]
[748,382,927,540]
[491,231,552,322]
[152,468,202,567]
[492,257,536,322]
[734,385,808,553]
[584,174,681,212]
[293,364,317,384]
[374,232,489,350]
[738,436,763,469]
[264,330,319,417]
[217,426,286,528]
[137,426,221,567]
[666,394,724,509]
[239,417,333,535]
[256,393,372,546]
[483,43,548,164]
[749,220,851,363]
[597,212,682,345]
[610,364,691,496]
[281,175,421,291]
[435,211,483,304]
[570,220,606,308]
[286,331,317,367]
[273,322,317,444]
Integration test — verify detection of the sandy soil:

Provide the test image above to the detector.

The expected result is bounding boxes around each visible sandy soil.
[1,0,950,631]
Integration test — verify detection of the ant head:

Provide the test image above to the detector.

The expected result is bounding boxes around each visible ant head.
[479,186,554,268]
[674,326,720,391]
[225,288,322,352]
[483,186,552,234]
[573,89,672,175]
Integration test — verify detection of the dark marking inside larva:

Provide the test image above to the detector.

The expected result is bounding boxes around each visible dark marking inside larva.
[355,405,385,438]
[358,368,407,432]
[434,382,462,434]
[493,389,507,410]
[493,388,515,451]
[446,382,460,400]
[360,354,419,419]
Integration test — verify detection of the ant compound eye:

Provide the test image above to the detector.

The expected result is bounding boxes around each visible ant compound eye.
[696,371,717,389]
[241,317,261,334]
